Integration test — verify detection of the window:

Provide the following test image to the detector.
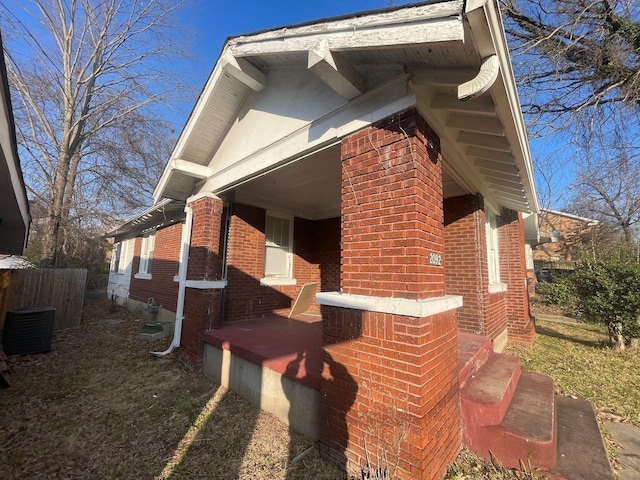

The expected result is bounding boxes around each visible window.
[486,213,500,285]
[111,242,122,272]
[138,232,156,277]
[264,213,293,279]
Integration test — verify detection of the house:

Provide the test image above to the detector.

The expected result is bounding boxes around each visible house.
[533,209,599,267]
[106,1,555,478]
[0,32,30,255]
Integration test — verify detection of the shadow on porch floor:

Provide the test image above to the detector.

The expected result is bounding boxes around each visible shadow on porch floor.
[203,313,324,390]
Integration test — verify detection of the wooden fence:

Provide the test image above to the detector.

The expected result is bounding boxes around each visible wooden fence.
[0,268,87,331]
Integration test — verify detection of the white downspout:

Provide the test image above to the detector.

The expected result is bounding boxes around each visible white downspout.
[152,203,193,357]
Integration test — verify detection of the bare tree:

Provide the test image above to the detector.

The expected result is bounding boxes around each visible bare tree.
[501,0,640,116]
[501,0,640,240]
[2,0,188,267]
[570,150,640,242]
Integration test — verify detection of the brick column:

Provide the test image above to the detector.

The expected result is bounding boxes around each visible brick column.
[498,209,534,343]
[319,108,461,480]
[179,195,225,370]
[340,109,444,299]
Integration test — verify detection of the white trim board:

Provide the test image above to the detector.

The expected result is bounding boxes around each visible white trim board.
[316,292,463,318]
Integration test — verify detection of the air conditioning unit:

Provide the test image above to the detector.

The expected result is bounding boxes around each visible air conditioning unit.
[3,307,56,355]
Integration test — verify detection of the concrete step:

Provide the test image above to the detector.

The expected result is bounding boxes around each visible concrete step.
[461,353,521,427]
[552,395,614,480]
[458,332,493,387]
[465,371,557,471]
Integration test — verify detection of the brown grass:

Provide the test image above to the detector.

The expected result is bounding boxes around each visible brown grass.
[0,293,344,480]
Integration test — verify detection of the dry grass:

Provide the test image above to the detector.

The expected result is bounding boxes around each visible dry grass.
[0,292,344,480]
[445,449,547,480]
[505,319,640,425]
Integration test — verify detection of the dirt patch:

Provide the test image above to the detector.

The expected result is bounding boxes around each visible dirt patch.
[0,293,344,480]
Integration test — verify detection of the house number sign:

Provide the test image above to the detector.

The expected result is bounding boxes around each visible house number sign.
[429,253,442,266]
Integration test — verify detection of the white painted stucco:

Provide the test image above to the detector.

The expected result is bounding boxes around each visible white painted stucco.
[107,238,135,306]
[209,68,347,175]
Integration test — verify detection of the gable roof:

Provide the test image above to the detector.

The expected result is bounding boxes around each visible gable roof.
[154,0,539,216]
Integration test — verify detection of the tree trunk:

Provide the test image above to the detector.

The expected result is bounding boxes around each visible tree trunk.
[629,338,639,353]
[608,322,626,351]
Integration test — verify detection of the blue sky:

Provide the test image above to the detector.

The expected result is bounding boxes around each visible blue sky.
[182,1,400,70]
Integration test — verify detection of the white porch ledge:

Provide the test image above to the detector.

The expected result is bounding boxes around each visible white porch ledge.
[171,279,228,289]
[316,292,463,318]
[260,277,297,287]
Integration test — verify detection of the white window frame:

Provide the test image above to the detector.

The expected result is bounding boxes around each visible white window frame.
[486,213,505,292]
[135,231,155,280]
[261,211,295,286]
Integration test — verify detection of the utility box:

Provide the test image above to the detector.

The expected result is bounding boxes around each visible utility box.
[3,307,56,355]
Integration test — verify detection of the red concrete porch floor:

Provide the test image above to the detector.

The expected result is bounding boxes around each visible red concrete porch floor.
[203,313,324,390]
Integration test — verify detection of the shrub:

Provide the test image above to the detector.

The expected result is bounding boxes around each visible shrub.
[568,244,640,350]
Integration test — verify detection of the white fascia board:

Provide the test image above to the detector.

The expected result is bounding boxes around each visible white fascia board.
[154,47,232,202]
[316,292,463,318]
[230,1,464,55]
[232,18,464,57]
[466,0,539,213]
[200,75,415,195]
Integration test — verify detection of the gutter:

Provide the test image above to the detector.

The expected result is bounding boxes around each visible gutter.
[151,203,194,357]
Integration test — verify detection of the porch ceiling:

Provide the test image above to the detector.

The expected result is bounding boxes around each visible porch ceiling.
[222,144,469,221]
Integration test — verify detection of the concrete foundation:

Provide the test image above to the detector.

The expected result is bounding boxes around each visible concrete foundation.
[203,343,320,440]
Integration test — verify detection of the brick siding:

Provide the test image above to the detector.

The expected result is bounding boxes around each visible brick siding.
[444,194,508,339]
[340,108,444,299]
[224,203,340,322]
[498,209,534,343]
[318,109,461,479]
[320,306,461,479]
[129,222,182,312]
[179,196,225,369]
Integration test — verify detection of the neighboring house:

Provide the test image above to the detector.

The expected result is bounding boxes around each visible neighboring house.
[107,2,548,478]
[0,32,30,255]
[533,209,599,266]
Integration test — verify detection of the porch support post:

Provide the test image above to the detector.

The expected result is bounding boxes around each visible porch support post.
[318,108,461,479]
[498,208,534,343]
[179,194,225,370]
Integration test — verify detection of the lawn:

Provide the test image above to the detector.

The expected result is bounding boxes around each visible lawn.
[505,319,640,425]
[2,294,634,480]
[0,293,343,480]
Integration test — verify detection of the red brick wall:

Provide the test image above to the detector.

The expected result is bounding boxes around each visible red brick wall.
[224,203,341,322]
[444,194,486,334]
[340,108,444,299]
[129,222,182,312]
[179,196,225,370]
[320,306,461,480]
[486,291,508,339]
[498,209,534,343]
[444,194,509,340]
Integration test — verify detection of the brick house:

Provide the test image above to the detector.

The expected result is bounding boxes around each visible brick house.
[106,1,547,478]
[533,209,599,266]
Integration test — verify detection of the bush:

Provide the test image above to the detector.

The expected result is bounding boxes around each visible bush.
[567,244,640,349]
